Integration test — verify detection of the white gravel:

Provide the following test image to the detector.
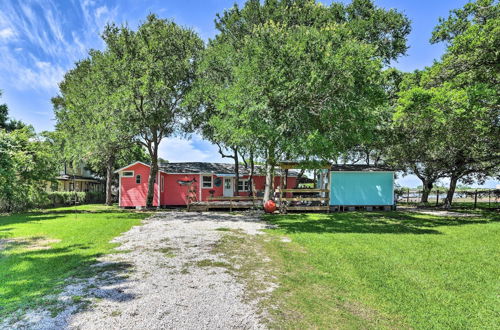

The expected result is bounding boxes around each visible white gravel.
[2,211,269,330]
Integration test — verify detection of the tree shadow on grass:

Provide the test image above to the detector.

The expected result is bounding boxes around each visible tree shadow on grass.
[0,210,146,229]
[266,211,497,235]
[0,244,136,321]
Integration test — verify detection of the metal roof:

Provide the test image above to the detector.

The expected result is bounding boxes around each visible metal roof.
[330,164,394,172]
[160,162,299,176]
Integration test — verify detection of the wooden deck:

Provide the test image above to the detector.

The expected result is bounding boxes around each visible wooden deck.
[276,188,330,213]
[188,196,262,212]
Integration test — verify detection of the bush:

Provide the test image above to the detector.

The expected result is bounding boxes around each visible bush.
[0,191,106,212]
[45,191,105,207]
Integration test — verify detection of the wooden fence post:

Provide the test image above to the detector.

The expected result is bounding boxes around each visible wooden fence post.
[407,188,410,204]
[436,189,439,206]
[488,190,491,208]
[474,189,478,209]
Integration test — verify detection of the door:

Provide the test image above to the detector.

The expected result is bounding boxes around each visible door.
[223,177,233,197]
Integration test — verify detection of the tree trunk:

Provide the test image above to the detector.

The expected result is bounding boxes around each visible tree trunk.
[105,154,115,206]
[444,175,459,209]
[146,143,159,208]
[263,162,275,203]
[420,180,434,203]
[234,147,239,196]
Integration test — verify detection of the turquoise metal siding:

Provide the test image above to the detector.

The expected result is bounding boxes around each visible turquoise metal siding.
[330,172,394,206]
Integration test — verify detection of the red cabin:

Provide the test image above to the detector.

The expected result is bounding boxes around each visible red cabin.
[115,161,298,208]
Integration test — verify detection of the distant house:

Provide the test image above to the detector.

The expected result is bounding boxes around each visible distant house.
[115,161,298,208]
[49,162,105,193]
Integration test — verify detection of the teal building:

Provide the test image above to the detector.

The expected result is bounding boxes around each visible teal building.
[329,165,395,206]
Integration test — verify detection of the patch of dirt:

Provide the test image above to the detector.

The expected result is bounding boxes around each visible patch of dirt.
[411,209,478,217]
[0,237,61,251]
[342,300,379,322]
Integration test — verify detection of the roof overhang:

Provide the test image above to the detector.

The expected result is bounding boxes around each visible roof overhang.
[114,161,168,174]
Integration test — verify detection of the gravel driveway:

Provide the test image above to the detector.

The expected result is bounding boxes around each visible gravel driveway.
[4,212,269,330]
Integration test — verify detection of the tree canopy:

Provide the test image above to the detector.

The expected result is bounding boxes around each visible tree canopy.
[190,0,410,200]
[391,0,499,206]
[102,14,203,207]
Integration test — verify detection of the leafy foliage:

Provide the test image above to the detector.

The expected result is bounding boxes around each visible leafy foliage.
[102,14,203,207]
[392,0,499,206]
[0,127,58,212]
[0,90,24,132]
[190,0,410,200]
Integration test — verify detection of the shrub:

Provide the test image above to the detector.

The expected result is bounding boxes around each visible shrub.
[45,191,105,207]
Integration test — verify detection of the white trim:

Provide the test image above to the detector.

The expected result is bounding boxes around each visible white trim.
[122,171,134,177]
[391,172,395,205]
[201,175,213,189]
[198,174,202,200]
[223,177,233,197]
[114,161,170,175]
[114,161,150,173]
[237,179,250,192]
[157,171,160,207]
[118,173,122,207]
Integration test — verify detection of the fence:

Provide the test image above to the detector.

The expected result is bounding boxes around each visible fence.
[396,189,500,208]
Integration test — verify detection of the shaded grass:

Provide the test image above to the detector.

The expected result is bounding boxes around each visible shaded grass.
[0,204,150,319]
[256,211,500,328]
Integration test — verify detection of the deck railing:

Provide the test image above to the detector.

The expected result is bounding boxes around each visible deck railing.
[276,188,330,212]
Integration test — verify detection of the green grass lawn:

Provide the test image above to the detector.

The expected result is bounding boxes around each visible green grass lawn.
[0,204,149,319]
[258,210,500,329]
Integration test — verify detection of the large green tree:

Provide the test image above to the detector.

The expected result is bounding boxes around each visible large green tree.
[103,15,203,207]
[192,0,410,201]
[0,91,24,132]
[0,126,58,212]
[394,0,499,207]
[54,50,137,205]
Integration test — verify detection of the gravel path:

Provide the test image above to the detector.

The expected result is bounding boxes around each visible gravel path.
[4,212,269,330]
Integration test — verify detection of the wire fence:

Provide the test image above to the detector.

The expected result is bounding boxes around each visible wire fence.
[396,189,500,209]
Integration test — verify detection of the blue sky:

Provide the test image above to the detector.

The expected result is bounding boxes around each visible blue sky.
[0,0,497,188]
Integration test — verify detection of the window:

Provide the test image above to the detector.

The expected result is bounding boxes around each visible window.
[161,176,165,192]
[122,171,134,177]
[202,175,213,188]
[136,175,141,184]
[238,179,250,191]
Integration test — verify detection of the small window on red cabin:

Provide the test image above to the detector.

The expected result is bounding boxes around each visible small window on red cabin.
[161,176,165,192]
[136,175,141,184]
[122,171,134,177]
[202,175,213,188]
[238,179,250,191]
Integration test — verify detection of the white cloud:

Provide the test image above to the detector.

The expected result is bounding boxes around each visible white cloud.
[0,48,65,91]
[95,6,109,20]
[158,136,227,163]
[0,27,15,40]
[0,0,119,92]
